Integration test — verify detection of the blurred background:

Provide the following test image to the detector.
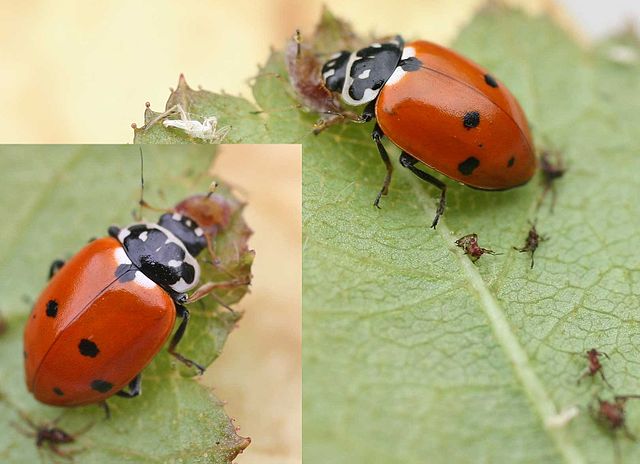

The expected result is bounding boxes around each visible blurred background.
[0,0,638,143]
[211,145,301,464]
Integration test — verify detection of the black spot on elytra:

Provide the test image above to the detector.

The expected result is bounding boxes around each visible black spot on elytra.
[78,339,99,357]
[458,157,480,176]
[45,300,58,318]
[478,144,484,148]
[90,380,113,393]
[53,387,64,396]
[463,111,480,129]
[484,74,499,88]
[508,156,515,167]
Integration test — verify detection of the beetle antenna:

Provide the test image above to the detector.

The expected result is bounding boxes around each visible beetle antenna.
[206,180,219,199]
[294,29,302,58]
[138,147,145,221]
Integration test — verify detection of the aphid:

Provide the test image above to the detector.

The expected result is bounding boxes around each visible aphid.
[321,36,536,227]
[578,348,613,388]
[592,395,640,463]
[455,233,500,262]
[537,149,566,212]
[13,412,92,460]
[514,223,547,268]
[161,103,230,142]
[592,395,640,440]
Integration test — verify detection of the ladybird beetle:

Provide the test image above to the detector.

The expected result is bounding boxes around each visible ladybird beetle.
[321,36,536,227]
[23,208,214,408]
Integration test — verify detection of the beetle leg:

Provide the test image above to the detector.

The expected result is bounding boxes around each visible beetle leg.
[361,100,376,122]
[48,260,65,279]
[371,124,393,209]
[98,401,111,420]
[399,151,447,229]
[168,305,205,375]
[115,374,142,398]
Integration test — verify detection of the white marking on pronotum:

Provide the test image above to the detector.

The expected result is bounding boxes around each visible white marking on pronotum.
[148,223,201,293]
[167,259,182,268]
[133,271,156,289]
[114,248,132,265]
[385,46,416,87]
[194,227,204,237]
[139,231,148,242]
[341,52,382,106]
[323,69,335,79]
[117,222,201,293]
[357,69,371,79]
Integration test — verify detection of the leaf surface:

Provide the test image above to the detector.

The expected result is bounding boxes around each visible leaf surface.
[291,8,640,464]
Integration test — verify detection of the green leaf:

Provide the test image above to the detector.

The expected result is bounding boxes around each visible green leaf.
[0,146,251,463]
[246,6,640,464]
[295,8,640,464]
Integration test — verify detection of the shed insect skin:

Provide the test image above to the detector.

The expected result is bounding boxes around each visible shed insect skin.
[578,349,613,388]
[133,100,231,143]
[161,104,231,143]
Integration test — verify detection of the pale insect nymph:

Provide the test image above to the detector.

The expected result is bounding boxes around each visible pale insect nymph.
[161,104,231,143]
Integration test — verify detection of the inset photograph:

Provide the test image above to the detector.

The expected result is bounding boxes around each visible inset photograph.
[0,145,301,463]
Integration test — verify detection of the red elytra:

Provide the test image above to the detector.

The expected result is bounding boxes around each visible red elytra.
[23,237,176,406]
[376,40,536,190]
